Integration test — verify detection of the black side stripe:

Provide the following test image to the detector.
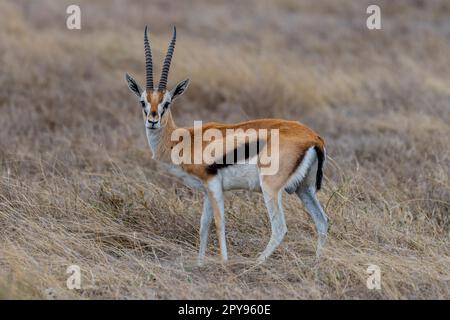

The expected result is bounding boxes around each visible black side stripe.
[206,140,263,175]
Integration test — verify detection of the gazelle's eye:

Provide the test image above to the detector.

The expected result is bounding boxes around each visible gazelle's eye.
[140,101,147,115]
[160,101,170,118]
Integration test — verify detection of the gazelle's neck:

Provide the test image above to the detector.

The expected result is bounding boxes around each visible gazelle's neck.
[146,110,177,162]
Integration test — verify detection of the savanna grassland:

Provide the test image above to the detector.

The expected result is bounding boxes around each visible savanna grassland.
[0,0,449,299]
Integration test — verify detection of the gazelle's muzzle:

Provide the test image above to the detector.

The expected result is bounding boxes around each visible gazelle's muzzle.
[146,117,160,129]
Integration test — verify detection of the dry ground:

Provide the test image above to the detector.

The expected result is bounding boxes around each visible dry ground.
[0,0,449,299]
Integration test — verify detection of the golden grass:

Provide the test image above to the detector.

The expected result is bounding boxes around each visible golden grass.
[0,0,449,299]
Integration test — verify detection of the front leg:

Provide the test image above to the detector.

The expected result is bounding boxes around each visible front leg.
[198,194,213,266]
[205,178,228,263]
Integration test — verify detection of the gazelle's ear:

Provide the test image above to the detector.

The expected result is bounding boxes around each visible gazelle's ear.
[125,73,143,98]
[170,79,190,101]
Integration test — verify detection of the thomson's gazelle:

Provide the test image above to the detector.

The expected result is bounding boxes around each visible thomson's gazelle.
[125,26,328,264]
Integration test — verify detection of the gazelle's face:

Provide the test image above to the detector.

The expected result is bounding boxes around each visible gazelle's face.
[126,74,190,131]
[125,26,189,132]
[140,90,171,130]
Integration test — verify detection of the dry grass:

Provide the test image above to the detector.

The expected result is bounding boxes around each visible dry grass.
[0,0,449,299]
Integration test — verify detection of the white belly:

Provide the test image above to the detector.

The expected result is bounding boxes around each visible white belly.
[159,162,261,192]
[220,164,261,191]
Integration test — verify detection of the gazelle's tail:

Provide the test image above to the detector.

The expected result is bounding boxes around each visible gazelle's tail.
[284,145,324,194]
[313,146,325,191]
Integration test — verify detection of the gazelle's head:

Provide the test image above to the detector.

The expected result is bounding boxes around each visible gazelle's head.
[126,26,189,130]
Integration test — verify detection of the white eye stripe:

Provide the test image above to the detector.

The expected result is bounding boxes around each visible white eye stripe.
[158,97,170,109]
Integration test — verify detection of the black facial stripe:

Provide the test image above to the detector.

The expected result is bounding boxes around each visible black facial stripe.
[140,101,147,115]
[160,101,170,117]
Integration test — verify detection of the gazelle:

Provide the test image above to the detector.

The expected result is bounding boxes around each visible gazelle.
[125,26,328,265]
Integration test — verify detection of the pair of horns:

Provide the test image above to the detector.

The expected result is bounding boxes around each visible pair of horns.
[144,25,176,91]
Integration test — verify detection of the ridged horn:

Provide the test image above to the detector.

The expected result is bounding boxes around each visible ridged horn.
[144,25,154,90]
[158,26,176,91]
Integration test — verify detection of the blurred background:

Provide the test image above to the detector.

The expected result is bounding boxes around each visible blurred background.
[0,0,449,299]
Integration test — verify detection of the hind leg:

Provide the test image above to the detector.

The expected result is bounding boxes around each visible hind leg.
[296,185,328,256]
[257,184,287,263]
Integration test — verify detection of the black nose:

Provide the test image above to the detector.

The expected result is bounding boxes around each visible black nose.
[150,111,158,117]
